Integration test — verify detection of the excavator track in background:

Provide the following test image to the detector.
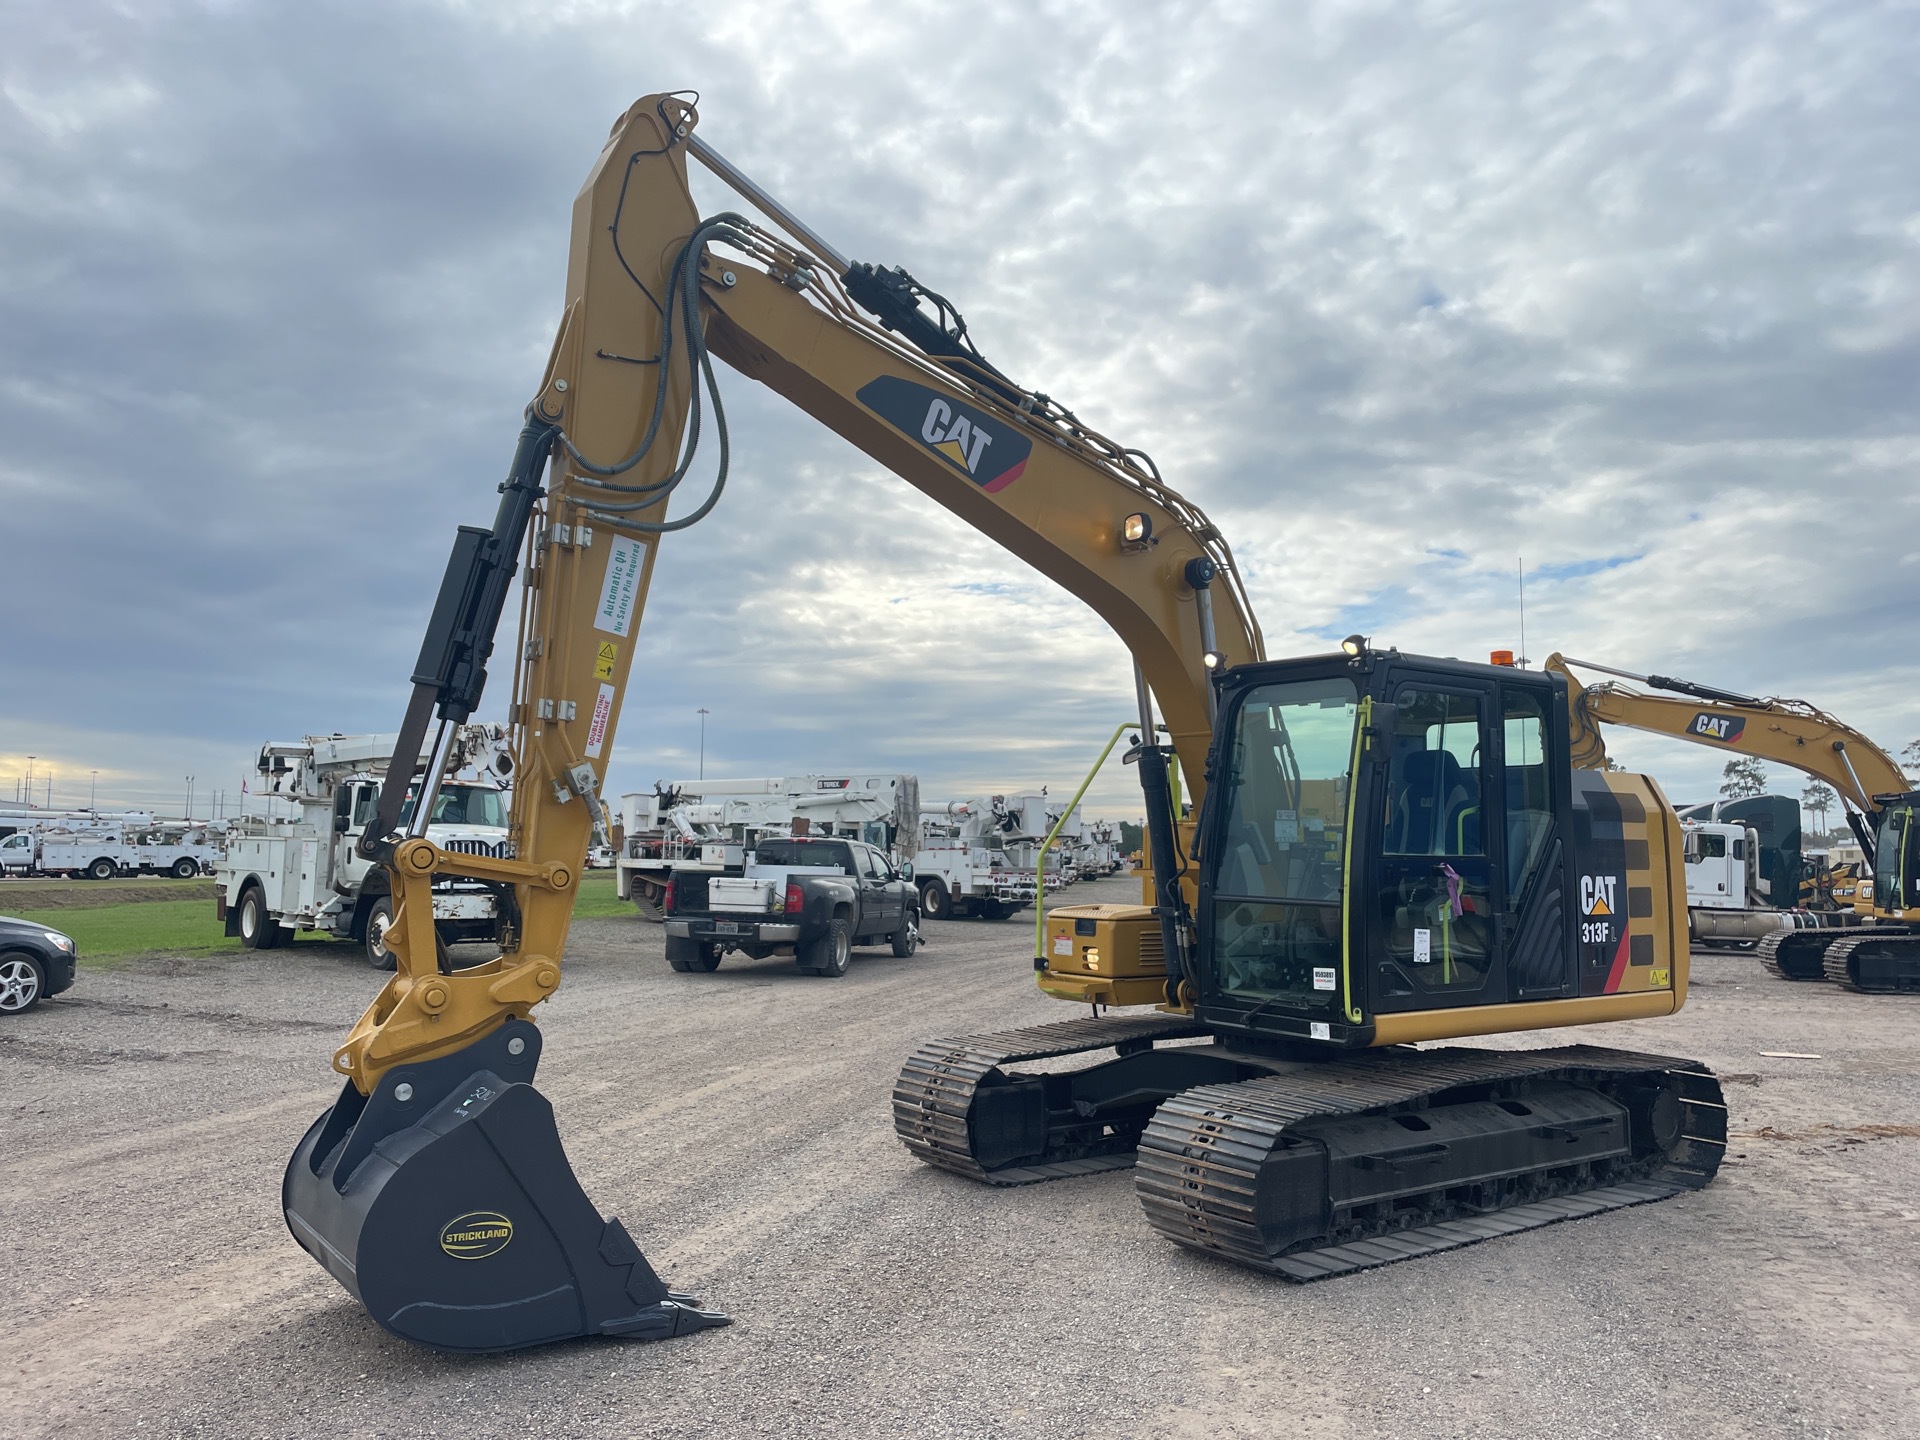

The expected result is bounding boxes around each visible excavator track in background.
[1821,931,1920,993]
[893,1014,1210,1184]
[1756,930,1837,981]
[1134,1046,1726,1280]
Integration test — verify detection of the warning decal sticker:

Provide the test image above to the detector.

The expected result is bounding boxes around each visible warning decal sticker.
[595,536,645,637]
[584,683,616,758]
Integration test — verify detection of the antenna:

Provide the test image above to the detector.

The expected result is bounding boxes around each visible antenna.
[1517,556,1528,669]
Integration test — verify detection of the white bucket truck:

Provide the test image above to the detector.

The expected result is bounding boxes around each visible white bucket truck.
[214,727,512,967]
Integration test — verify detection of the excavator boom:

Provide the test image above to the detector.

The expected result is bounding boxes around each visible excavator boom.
[282,92,1260,1353]
[1547,652,1906,818]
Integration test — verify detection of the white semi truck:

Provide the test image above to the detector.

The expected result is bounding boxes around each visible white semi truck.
[214,728,513,967]
[617,774,920,919]
[1680,816,1829,947]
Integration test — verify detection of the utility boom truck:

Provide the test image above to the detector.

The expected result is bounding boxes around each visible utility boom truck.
[0,820,218,879]
[913,794,1058,919]
[215,729,513,967]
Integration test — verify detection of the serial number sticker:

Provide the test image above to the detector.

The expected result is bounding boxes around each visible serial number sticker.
[1274,810,1300,844]
[1313,966,1337,991]
[1309,1022,1331,1041]
[1412,927,1432,965]
[1052,936,1073,957]
[1651,967,1671,987]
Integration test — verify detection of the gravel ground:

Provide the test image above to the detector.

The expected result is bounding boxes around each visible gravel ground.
[3,873,1918,1439]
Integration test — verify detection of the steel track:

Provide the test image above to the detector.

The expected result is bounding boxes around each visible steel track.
[1134,1045,1726,1280]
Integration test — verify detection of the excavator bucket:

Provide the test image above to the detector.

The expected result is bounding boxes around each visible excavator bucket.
[283,1018,727,1353]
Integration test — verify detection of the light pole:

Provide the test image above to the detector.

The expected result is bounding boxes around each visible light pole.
[697,708,710,781]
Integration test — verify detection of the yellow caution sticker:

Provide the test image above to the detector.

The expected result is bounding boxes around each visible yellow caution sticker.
[594,640,618,680]
[1650,967,1671,988]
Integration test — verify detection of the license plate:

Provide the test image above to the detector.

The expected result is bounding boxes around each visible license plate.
[712,921,744,935]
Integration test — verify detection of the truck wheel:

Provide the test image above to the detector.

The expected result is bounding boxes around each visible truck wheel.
[87,857,117,881]
[799,917,852,977]
[237,885,282,951]
[890,907,921,958]
[919,878,951,921]
[364,898,398,970]
[171,857,199,879]
[0,952,46,1013]
[665,935,723,972]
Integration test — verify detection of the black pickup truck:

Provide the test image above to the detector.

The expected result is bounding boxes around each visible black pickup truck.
[661,835,920,976]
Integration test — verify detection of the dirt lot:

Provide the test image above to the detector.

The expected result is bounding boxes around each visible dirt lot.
[3,874,1918,1439]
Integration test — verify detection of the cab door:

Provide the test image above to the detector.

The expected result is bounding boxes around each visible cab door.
[858,845,902,935]
[1368,679,1506,1011]
[1496,679,1576,1000]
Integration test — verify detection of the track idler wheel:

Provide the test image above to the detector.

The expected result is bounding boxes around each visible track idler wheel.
[283,1018,727,1354]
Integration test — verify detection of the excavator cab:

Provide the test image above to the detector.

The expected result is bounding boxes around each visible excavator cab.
[904,650,1720,1279]
[1037,650,1686,1041]
[1870,797,1917,918]
[1198,649,1676,1044]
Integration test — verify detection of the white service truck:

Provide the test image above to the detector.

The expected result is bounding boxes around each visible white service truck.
[617,774,919,920]
[913,794,1055,920]
[214,728,513,967]
[0,818,217,879]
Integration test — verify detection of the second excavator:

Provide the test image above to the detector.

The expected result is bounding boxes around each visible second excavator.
[1546,655,1920,992]
[282,94,1727,1353]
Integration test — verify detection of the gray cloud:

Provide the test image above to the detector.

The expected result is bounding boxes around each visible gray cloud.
[2,0,1915,819]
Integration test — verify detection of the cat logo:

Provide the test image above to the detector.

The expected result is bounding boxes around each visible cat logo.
[1580,874,1618,916]
[1687,713,1747,745]
[439,1210,514,1260]
[854,376,1033,492]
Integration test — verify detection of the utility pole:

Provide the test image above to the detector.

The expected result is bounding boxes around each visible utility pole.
[185,775,195,822]
[90,769,98,812]
[25,756,35,809]
[697,708,711,781]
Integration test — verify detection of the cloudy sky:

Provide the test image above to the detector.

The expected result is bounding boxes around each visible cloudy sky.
[3,0,1916,824]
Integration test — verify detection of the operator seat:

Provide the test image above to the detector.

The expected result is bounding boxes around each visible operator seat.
[1386,750,1472,855]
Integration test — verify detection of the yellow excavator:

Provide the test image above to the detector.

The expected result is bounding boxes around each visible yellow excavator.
[283,94,1727,1354]
[1545,655,1919,991]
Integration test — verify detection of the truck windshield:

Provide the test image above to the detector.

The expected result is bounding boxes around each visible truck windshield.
[1208,677,1359,1009]
[397,785,508,830]
[756,839,848,870]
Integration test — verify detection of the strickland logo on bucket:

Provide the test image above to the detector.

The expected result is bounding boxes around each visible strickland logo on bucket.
[855,376,1032,492]
[439,1211,514,1260]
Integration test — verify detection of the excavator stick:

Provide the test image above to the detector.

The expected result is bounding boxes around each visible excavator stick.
[284,1018,727,1353]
